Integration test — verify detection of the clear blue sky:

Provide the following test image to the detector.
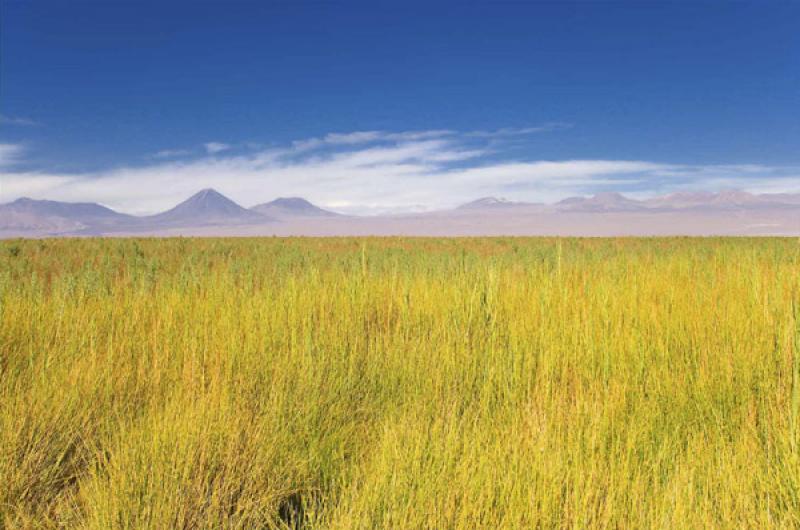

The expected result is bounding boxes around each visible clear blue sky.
[1,1,798,212]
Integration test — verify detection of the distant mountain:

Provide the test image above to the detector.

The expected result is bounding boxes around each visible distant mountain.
[457,197,530,209]
[645,190,800,210]
[761,192,800,206]
[552,190,800,213]
[3,197,127,220]
[250,197,339,218]
[2,188,799,237]
[147,189,268,226]
[643,191,717,209]
[0,197,132,234]
[644,190,769,209]
[710,190,766,207]
[556,192,646,212]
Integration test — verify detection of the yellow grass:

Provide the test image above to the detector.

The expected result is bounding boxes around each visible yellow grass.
[1,237,799,529]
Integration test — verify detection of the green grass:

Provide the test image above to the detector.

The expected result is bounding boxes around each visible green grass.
[1,237,799,528]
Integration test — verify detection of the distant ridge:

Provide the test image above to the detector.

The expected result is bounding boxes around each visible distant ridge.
[454,190,800,214]
[147,189,268,226]
[4,197,128,220]
[556,192,646,212]
[642,190,800,210]
[644,191,717,209]
[250,197,339,218]
[456,197,529,209]
[0,197,132,234]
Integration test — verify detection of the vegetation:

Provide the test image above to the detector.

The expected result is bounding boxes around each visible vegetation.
[1,237,799,529]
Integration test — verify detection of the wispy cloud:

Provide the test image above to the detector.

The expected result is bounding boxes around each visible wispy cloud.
[151,148,193,159]
[291,130,455,151]
[204,142,231,154]
[0,114,39,126]
[1,172,76,200]
[1,129,798,214]
[150,149,192,159]
[0,143,25,167]
[466,123,573,138]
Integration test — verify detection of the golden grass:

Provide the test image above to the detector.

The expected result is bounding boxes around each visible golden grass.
[1,237,799,529]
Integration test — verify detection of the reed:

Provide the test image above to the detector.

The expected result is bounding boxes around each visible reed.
[1,237,798,528]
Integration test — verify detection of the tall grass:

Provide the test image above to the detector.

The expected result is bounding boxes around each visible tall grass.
[1,237,798,528]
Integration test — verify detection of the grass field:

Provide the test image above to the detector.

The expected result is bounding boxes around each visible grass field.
[1,237,799,529]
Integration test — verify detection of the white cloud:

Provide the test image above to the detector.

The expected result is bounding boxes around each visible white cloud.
[449,160,661,183]
[0,143,25,167]
[385,130,455,141]
[291,130,456,151]
[204,142,231,154]
[0,115,39,126]
[0,173,76,202]
[466,123,573,138]
[152,148,193,159]
[1,131,798,214]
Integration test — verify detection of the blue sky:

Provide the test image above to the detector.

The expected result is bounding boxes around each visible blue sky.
[1,0,798,213]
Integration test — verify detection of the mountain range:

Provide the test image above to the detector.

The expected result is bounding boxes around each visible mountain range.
[1,189,798,237]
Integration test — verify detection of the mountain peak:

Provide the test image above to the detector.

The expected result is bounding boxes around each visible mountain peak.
[589,192,642,205]
[457,197,521,209]
[151,189,266,225]
[250,197,338,217]
[592,192,627,200]
[269,197,315,208]
[185,188,228,202]
[557,192,644,212]
[180,189,238,207]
